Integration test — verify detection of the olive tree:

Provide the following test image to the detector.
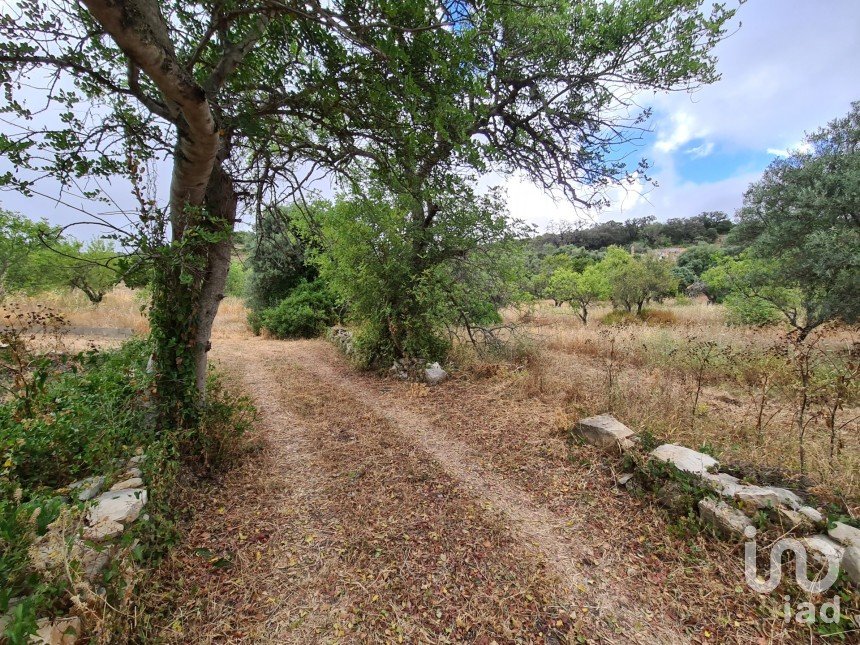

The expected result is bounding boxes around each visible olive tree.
[729,102,860,340]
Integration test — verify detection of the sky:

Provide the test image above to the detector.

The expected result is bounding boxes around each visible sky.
[504,0,860,231]
[1,0,859,236]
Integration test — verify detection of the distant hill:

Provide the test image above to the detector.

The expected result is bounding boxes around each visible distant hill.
[533,212,733,251]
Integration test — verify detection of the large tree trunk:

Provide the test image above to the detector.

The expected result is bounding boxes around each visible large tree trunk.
[80,0,229,423]
[194,163,237,395]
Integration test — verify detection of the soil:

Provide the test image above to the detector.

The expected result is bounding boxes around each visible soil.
[144,338,838,644]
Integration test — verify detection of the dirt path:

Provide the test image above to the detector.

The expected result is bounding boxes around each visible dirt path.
[147,338,797,643]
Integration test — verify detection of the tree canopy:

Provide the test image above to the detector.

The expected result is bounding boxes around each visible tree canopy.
[728,101,860,339]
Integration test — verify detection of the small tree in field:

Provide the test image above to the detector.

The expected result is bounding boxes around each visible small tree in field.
[545,265,608,325]
[604,248,677,314]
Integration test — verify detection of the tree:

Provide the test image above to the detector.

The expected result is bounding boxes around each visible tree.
[0,210,60,297]
[728,102,860,340]
[308,185,527,365]
[286,0,735,359]
[676,243,725,279]
[246,205,319,313]
[545,265,608,325]
[604,249,677,314]
[1,0,446,426]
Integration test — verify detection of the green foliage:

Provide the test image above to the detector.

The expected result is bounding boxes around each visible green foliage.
[309,185,528,366]
[536,212,733,251]
[1,340,154,491]
[729,102,860,338]
[0,329,253,640]
[246,206,318,312]
[225,261,249,299]
[259,280,338,339]
[545,264,609,324]
[676,243,725,278]
[602,247,678,314]
[724,292,783,327]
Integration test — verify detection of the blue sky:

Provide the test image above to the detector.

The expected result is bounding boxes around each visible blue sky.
[1,0,859,236]
[507,0,860,230]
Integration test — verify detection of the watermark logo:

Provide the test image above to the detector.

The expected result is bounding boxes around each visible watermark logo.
[743,525,840,594]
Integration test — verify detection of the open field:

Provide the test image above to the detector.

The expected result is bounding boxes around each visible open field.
[4,289,858,642]
[7,289,858,506]
[502,301,860,509]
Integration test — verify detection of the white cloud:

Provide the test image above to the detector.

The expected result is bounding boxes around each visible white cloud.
[767,141,814,157]
[654,111,705,153]
[686,142,715,158]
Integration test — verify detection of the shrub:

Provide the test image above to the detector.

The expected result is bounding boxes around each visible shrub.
[260,280,337,339]
[600,309,676,326]
[724,293,782,327]
[0,332,253,640]
[224,261,249,298]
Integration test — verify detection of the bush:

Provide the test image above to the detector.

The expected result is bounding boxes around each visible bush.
[724,293,782,326]
[600,309,677,326]
[0,332,253,640]
[260,280,338,339]
[225,261,249,298]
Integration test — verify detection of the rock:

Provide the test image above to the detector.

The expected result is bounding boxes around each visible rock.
[777,507,812,530]
[109,477,143,491]
[734,485,802,511]
[702,472,744,498]
[798,506,825,525]
[127,455,146,467]
[329,326,354,354]
[650,444,719,476]
[31,616,82,644]
[30,532,111,582]
[842,546,860,585]
[573,414,636,452]
[424,362,448,385]
[87,489,147,526]
[698,498,753,539]
[800,535,845,566]
[122,467,142,479]
[78,544,111,581]
[828,522,860,549]
[617,473,634,486]
[83,519,124,541]
[67,476,105,502]
[388,361,408,380]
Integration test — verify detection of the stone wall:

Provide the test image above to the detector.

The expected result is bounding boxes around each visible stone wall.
[573,414,860,586]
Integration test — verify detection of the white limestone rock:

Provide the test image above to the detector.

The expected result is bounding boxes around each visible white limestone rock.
[800,535,845,566]
[842,546,860,585]
[650,444,719,476]
[702,472,744,498]
[87,489,147,526]
[109,477,143,491]
[698,498,753,539]
[83,519,124,541]
[798,506,825,524]
[574,414,636,452]
[777,507,812,529]
[424,362,448,385]
[734,485,802,511]
[67,476,105,502]
[828,522,860,549]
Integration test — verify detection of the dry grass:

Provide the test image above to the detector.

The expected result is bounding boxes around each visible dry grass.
[487,300,860,509]
[1,286,251,340]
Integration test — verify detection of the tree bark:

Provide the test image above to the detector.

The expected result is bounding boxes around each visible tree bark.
[195,162,237,395]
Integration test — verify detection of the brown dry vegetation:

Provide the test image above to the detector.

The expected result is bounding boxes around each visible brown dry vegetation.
[500,300,859,510]
[9,289,860,642]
